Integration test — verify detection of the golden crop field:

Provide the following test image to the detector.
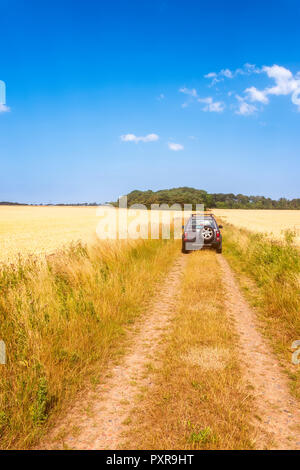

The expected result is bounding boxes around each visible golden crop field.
[1,206,300,264]
[0,205,185,263]
[0,205,100,263]
[214,209,300,244]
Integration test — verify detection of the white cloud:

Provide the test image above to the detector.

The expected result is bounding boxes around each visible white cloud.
[180,63,300,116]
[207,77,222,87]
[243,63,261,74]
[168,142,184,151]
[120,133,159,143]
[157,93,165,101]
[263,65,296,95]
[292,89,300,108]
[204,72,217,78]
[0,103,10,113]
[243,65,300,111]
[179,87,197,97]
[204,63,261,86]
[220,68,233,78]
[200,63,300,115]
[235,95,257,116]
[198,97,225,112]
[236,102,257,116]
[245,86,269,104]
[179,87,198,107]
[209,101,225,112]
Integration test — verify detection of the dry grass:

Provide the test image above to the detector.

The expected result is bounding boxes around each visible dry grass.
[0,237,179,449]
[182,346,232,371]
[214,209,300,244]
[222,223,300,399]
[122,250,254,450]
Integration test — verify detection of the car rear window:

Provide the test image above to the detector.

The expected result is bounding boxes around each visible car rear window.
[187,217,217,229]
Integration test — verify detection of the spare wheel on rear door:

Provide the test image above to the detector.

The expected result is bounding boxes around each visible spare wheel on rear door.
[201,226,214,242]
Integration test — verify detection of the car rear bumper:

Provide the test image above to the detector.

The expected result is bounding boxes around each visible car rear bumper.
[183,240,221,251]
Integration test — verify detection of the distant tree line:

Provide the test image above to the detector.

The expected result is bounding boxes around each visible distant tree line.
[0,201,28,206]
[114,187,300,210]
[2,187,300,209]
[48,203,99,206]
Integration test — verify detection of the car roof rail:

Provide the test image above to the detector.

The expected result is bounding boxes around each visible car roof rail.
[191,212,215,217]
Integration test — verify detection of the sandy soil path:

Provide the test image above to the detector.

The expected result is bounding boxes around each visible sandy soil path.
[42,254,186,450]
[218,255,300,449]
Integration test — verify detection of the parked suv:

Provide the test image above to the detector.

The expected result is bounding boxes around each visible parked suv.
[182,213,223,254]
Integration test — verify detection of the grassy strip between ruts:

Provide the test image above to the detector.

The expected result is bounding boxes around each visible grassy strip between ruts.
[0,238,179,449]
[122,250,254,450]
[221,223,300,399]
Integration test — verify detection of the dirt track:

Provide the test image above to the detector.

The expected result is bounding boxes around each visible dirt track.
[41,252,300,450]
[218,255,300,449]
[42,255,187,449]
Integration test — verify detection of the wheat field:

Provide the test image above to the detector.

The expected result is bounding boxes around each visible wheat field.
[0,206,101,263]
[0,205,186,263]
[214,209,300,244]
[1,206,300,263]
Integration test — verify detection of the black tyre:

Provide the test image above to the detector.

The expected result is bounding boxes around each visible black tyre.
[216,246,222,254]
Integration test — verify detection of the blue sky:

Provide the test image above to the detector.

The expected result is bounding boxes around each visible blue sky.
[1,0,300,203]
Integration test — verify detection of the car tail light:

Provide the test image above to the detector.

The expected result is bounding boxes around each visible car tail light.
[184,232,188,241]
[216,230,220,239]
